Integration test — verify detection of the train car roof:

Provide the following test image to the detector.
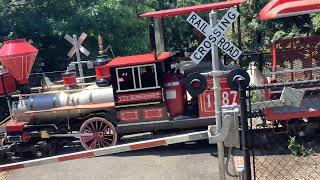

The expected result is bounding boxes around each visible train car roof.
[107,52,175,68]
[140,0,246,18]
[259,0,320,20]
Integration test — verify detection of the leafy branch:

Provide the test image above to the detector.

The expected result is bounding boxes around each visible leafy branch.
[288,136,311,157]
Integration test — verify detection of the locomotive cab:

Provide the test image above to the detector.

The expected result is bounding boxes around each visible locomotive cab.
[107,52,190,123]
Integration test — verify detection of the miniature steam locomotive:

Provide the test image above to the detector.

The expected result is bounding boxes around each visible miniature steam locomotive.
[0,38,239,160]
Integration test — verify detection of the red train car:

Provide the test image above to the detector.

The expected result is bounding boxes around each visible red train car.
[262,36,320,137]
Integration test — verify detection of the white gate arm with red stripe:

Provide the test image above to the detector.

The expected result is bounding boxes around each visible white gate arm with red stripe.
[0,130,209,172]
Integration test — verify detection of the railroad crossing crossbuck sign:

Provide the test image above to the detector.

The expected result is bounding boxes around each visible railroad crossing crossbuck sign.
[64,32,90,83]
[187,7,242,64]
[65,33,90,58]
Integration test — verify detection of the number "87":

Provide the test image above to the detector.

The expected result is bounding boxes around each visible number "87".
[222,91,238,105]
[206,90,238,108]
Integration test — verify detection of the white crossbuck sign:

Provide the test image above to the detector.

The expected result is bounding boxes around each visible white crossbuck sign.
[65,33,90,58]
[64,32,91,83]
[187,8,243,64]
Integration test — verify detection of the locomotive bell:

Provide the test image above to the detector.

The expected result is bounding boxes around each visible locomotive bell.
[185,73,207,98]
[95,55,112,87]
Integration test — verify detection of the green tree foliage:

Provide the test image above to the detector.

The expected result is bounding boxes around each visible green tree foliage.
[240,0,320,52]
[0,0,319,73]
[311,13,320,33]
[0,0,151,72]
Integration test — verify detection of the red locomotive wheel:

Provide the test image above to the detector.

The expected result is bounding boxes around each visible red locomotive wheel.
[79,117,117,150]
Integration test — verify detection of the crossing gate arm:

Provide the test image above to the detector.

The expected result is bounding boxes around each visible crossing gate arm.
[0,130,208,172]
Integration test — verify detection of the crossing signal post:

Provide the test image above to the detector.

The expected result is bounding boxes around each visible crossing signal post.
[186,7,242,180]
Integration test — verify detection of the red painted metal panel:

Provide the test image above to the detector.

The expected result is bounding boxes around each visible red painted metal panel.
[107,52,173,68]
[5,121,26,132]
[119,110,139,122]
[0,39,38,84]
[0,70,16,95]
[199,77,239,117]
[259,0,299,18]
[259,0,320,20]
[144,108,164,120]
[141,0,246,18]
[266,109,320,121]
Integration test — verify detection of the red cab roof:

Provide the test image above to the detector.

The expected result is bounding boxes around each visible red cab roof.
[141,0,246,18]
[259,0,320,20]
[107,52,174,68]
